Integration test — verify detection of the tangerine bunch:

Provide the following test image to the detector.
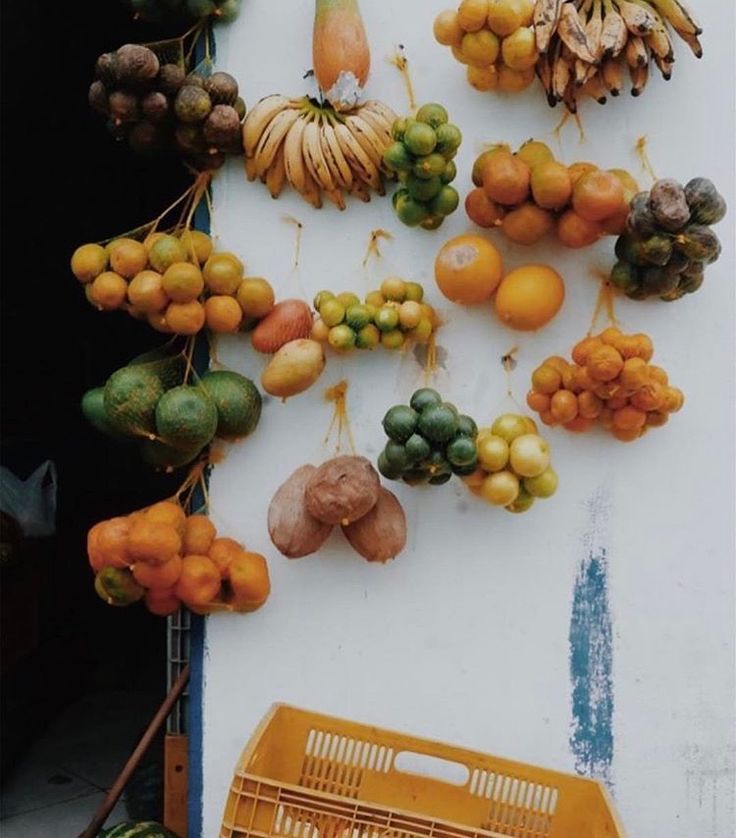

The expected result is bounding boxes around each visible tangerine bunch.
[434,0,538,95]
[526,328,685,442]
[465,141,639,248]
[88,500,271,617]
[71,230,275,337]
[311,279,439,353]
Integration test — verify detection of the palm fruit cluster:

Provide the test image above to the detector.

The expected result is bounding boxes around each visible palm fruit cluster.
[311,278,439,353]
[89,43,245,167]
[82,351,262,470]
[462,414,558,513]
[610,178,726,301]
[88,498,270,617]
[71,230,276,336]
[378,389,479,486]
[383,103,463,230]
[126,0,241,24]
[526,328,685,442]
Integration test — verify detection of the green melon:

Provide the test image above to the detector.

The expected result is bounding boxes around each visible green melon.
[94,568,145,608]
[104,366,166,437]
[139,439,202,471]
[82,387,121,437]
[100,822,179,838]
[155,385,218,451]
[129,349,186,391]
[200,370,262,440]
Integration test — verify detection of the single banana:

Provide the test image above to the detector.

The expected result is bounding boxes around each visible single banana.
[553,52,572,101]
[300,167,323,209]
[283,113,309,195]
[354,106,394,150]
[243,94,292,157]
[558,2,599,63]
[647,22,675,60]
[244,154,259,182]
[334,122,382,192]
[601,0,629,57]
[535,0,563,54]
[625,35,649,67]
[586,0,605,60]
[536,52,556,105]
[349,180,371,203]
[601,56,625,93]
[360,99,399,131]
[618,0,657,34]
[254,107,302,179]
[630,58,650,95]
[320,117,354,189]
[648,0,701,36]
[652,52,674,79]
[265,146,287,199]
[302,116,336,193]
[324,189,346,211]
[678,30,703,58]
[344,114,385,169]
[583,71,608,103]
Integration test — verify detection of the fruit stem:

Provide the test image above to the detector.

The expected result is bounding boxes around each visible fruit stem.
[390,46,417,112]
[323,379,356,455]
[281,215,304,269]
[587,275,619,335]
[362,229,392,267]
[635,136,658,184]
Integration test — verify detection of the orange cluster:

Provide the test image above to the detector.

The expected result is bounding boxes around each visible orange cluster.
[465,141,639,249]
[526,328,685,443]
[87,500,271,616]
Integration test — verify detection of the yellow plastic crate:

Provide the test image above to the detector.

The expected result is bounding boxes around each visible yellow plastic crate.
[220,705,625,838]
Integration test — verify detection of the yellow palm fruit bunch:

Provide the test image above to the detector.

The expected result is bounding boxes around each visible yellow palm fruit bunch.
[434,0,539,94]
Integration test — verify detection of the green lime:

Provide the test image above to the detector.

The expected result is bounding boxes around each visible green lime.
[456,415,478,438]
[383,141,413,173]
[446,435,478,467]
[407,174,443,202]
[451,460,479,477]
[404,282,424,302]
[418,403,458,443]
[395,194,430,227]
[410,388,442,413]
[429,472,453,486]
[336,291,360,309]
[420,215,445,231]
[404,122,437,156]
[382,404,419,443]
[374,305,400,332]
[405,433,431,463]
[328,324,356,351]
[392,187,410,210]
[355,323,380,349]
[429,185,460,217]
[444,402,460,416]
[320,298,346,327]
[435,123,462,157]
[313,290,334,309]
[413,153,448,179]
[424,449,451,477]
[392,116,410,141]
[381,329,405,350]
[345,304,372,330]
[384,440,409,470]
[416,103,449,128]
[378,451,404,481]
[441,160,457,184]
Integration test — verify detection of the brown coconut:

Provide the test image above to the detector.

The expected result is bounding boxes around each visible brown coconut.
[268,465,333,559]
[305,456,380,526]
[342,487,407,563]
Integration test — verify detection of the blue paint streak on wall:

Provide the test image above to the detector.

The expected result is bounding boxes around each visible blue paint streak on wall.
[569,498,614,788]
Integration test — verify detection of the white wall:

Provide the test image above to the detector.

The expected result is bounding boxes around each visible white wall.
[202,1,735,835]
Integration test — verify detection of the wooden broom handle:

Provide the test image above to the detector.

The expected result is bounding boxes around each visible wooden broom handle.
[77,663,191,838]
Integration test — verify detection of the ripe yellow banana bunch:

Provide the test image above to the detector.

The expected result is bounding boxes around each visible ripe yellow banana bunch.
[242,95,397,209]
[534,0,703,112]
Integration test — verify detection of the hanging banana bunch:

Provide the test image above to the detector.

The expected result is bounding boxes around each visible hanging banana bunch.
[534,0,703,112]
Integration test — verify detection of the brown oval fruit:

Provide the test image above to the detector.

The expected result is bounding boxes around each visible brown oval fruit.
[251,299,313,354]
[342,487,407,563]
[268,465,333,558]
[305,456,381,526]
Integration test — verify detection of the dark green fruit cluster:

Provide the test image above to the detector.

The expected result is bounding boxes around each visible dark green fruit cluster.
[82,350,261,471]
[383,103,462,231]
[610,177,726,302]
[127,0,241,24]
[89,44,245,168]
[378,388,478,486]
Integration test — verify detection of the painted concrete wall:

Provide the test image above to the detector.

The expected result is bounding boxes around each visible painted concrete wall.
[202,1,735,835]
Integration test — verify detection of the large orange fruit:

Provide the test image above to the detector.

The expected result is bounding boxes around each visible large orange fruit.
[227,552,271,612]
[208,537,246,576]
[144,500,187,534]
[96,517,133,569]
[133,555,182,589]
[494,265,565,331]
[435,234,503,305]
[144,587,181,617]
[175,555,221,607]
[127,519,182,566]
[183,515,217,555]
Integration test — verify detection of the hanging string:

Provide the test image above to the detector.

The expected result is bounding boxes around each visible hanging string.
[362,229,393,268]
[323,380,356,455]
[635,136,657,184]
[390,46,417,112]
[587,272,619,335]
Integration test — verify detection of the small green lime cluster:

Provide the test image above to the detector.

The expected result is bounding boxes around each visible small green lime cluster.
[312,278,437,353]
[378,388,479,486]
[383,103,462,231]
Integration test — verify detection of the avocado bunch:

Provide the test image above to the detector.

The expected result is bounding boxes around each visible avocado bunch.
[126,0,241,25]
[82,349,262,470]
[383,103,462,231]
[378,388,479,486]
[611,177,727,302]
[89,43,245,167]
